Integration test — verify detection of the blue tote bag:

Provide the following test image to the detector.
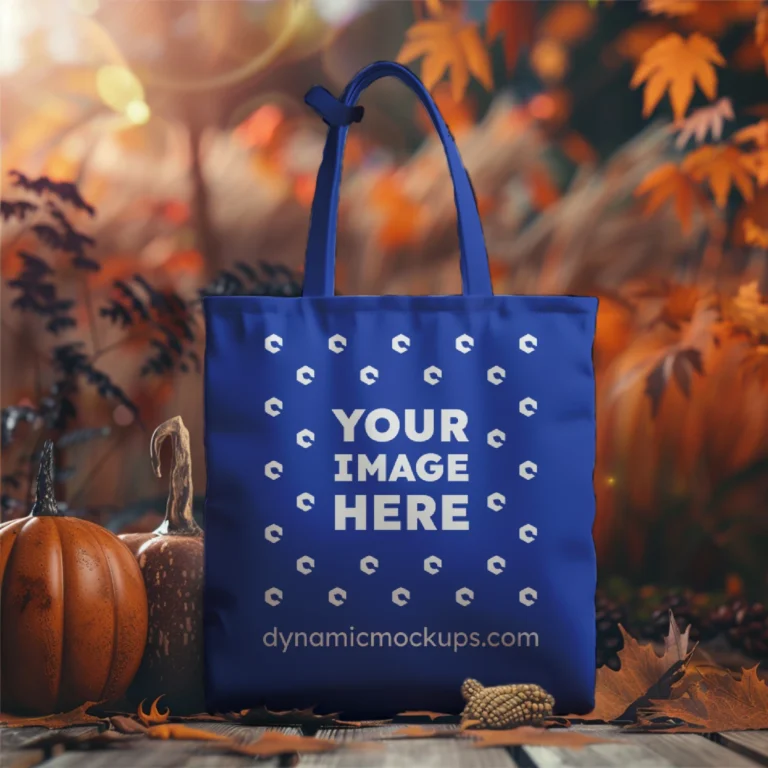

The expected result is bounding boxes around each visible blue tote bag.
[204,61,597,718]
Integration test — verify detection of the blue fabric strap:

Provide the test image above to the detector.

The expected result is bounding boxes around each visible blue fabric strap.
[305,85,364,127]
[301,61,493,298]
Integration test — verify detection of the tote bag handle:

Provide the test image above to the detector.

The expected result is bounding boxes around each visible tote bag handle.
[301,61,493,298]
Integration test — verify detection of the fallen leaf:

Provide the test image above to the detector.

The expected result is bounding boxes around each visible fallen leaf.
[467,726,618,748]
[631,33,725,120]
[674,98,734,148]
[459,718,482,730]
[395,710,455,721]
[486,0,536,72]
[643,0,698,17]
[147,724,231,741]
[682,144,755,206]
[744,217,768,247]
[109,716,148,734]
[0,702,105,729]
[222,731,344,757]
[137,696,170,727]
[637,665,768,732]
[397,17,493,101]
[635,162,706,234]
[567,611,693,722]
[236,705,341,727]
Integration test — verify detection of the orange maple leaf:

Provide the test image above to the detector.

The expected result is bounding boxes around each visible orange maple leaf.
[567,614,692,722]
[757,8,768,74]
[734,120,768,148]
[674,97,733,148]
[630,32,725,121]
[744,217,768,247]
[681,145,755,206]
[638,665,768,732]
[740,149,768,187]
[635,162,706,234]
[397,17,493,101]
[486,0,536,73]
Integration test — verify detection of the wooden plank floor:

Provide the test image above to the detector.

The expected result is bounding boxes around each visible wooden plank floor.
[1,724,766,768]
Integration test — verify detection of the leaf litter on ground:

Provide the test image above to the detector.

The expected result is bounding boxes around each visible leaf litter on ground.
[564,610,694,723]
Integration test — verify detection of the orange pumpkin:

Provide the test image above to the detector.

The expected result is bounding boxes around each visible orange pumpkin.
[121,416,205,714]
[0,441,148,715]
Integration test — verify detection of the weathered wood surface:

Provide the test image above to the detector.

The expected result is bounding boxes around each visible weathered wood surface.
[1,723,767,768]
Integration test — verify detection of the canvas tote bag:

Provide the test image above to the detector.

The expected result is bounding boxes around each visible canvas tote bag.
[204,61,598,718]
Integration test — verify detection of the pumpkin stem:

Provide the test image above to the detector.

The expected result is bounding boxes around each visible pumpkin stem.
[150,416,201,536]
[30,440,60,516]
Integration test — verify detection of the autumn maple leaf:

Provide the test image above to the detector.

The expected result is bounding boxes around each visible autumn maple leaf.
[734,120,768,148]
[631,33,725,121]
[674,98,733,148]
[757,8,768,75]
[744,217,768,248]
[398,17,493,101]
[635,162,706,234]
[486,0,536,73]
[681,145,755,206]
[565,612,692,722]
[637,665,768,732]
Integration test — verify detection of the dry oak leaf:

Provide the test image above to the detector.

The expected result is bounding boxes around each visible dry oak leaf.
[635,162,706,234]
[744,217,768,248]
[674,98,734,149]
[0,701,105,729]
[397,18,493,102]
[486,0,536,73]
[631,33,725,121]
[682,145,755,207]
[566,614,692,722]
[137,696,170,726]
[638,665,768,732]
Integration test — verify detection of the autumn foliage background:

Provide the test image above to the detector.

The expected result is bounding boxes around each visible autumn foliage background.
[2,0,768,601]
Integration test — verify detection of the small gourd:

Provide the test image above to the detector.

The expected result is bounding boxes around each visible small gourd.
[461,679,555,729]
[121,416,205,714]
[0,441,148,714]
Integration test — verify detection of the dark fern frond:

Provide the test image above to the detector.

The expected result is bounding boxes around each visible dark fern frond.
[9,170,95,216]
[1,199,38,221]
